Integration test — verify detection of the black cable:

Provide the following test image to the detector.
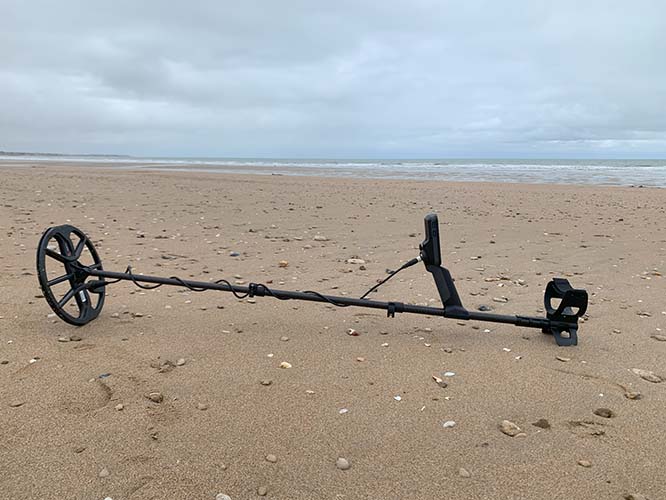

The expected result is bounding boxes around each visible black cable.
[124,265,252,298]
[259,284,349,306]
[301,290,351,307]
[125,266,163,290]
[257,285,292,301]
[88,276,122,289]
[116,255,421,308]
[359,257,420,300]
[212,279,251,299]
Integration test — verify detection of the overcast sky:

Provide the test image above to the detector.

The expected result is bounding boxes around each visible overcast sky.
[1,1,665,158]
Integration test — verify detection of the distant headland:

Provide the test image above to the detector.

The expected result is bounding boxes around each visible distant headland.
[0,151,131,158]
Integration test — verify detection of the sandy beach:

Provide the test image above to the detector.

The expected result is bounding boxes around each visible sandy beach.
[1,164,665,500]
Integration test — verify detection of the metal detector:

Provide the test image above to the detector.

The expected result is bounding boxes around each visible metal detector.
[36,214,587,346]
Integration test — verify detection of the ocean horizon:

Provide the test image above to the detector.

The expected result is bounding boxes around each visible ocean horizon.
[2,154,665,188]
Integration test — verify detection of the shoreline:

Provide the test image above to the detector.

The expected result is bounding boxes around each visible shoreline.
[1,160,664,190]
[1,158,665,188]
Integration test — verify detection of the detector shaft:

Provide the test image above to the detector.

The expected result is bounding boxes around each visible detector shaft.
[87,268,551,330]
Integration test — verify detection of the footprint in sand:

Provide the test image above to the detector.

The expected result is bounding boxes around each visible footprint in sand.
[59,379,112,414]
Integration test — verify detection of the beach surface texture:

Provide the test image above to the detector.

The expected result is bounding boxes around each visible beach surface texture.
[1,164,665,499]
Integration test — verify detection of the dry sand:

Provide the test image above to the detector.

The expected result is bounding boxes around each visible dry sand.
[1,164,665,500]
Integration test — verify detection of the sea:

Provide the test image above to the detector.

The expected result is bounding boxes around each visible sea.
[2,155,665,187]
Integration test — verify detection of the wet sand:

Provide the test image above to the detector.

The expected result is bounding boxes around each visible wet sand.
[1,164,665,499]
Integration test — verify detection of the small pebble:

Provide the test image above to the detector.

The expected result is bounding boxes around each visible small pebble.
[280,336,289,342]
[70,335,82,342]
[577,459,592,468]
[9,401,25,408]
[458,467,471,478]
[356,357,366,362]
[651,334,666,342]
[176,358,186,366]
[556,356,571,362]
[442,420,456,428]
[99,467,110,478]
[57,336,70,343]
[73,446,86,453]
[336,457,351,470]
[257,486,268,496]
[157,360,175,373]
[631,368,663,383]
[346,258,366,264]
[593,407,615,418]
[216,494,232,500]
[279,362,292,369]
[624,391,642,400]
[197,403,209,411]
[265,454,277,463]
[278,260,289,267]
[114,403,124,411]
[499,420,522,437]
[624,494,650,500]
[260,379,273,386]
[532,418,551,429]
[146,392,164,403]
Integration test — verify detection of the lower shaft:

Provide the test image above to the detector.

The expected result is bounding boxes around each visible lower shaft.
[88,269,550,330]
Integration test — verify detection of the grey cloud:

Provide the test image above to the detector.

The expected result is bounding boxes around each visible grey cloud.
[1,0,665,157]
